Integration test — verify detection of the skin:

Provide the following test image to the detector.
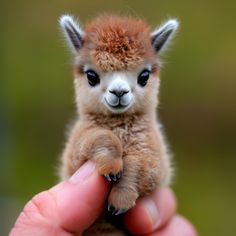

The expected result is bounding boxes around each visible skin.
[10,161,197,236]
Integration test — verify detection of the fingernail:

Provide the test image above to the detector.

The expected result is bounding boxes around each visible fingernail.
[143,198,160,230]
[70,161,96,183]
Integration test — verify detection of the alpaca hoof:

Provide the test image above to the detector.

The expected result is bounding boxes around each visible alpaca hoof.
[104,171,123,182]
[107,203,128,215]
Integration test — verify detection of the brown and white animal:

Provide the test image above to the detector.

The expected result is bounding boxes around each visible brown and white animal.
[59,14,179,235]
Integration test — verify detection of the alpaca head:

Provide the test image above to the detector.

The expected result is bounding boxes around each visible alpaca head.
[59,14,178,116]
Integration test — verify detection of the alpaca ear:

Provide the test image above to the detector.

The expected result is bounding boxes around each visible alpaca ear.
[151,19,179,53]
[59,15,84,53]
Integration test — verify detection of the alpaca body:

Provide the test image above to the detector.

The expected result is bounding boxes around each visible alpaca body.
[58,14,178,235]
[60,113,171,235]
[61,113,171,191]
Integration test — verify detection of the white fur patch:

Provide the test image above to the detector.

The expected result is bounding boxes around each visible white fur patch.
[103,72,134,113]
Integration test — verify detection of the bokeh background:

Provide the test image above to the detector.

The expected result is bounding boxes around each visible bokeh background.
[1,0,236,235]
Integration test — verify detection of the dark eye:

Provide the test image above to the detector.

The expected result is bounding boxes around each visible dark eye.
[85,70,100,87]
[137,69,150,87]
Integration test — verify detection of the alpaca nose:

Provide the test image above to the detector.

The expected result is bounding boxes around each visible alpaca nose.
[109,89,129,97]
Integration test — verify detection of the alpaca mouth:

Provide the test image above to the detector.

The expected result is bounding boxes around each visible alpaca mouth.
[110,104,127,109]
[104,98,132,113]
[105,98,128,109]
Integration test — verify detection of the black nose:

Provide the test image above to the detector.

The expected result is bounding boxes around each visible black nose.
[109,89,129,97]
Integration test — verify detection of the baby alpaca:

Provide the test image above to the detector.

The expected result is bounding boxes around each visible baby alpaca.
[59,14,178,235]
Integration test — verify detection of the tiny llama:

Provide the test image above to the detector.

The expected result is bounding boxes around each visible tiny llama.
[59,14,179,235]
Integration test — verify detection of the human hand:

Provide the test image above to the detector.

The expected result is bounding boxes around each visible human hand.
[124,188,197,236]
[10,161,197,236]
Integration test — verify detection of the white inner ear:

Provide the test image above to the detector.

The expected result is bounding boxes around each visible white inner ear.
[59,14,84,53]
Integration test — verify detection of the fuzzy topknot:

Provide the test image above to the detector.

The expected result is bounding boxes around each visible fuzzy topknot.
[82,15,155,72]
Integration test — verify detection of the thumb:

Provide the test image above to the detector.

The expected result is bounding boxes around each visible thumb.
[10,161,109,236]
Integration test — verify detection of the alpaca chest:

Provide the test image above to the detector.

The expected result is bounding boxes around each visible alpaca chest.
[109,122,151,154]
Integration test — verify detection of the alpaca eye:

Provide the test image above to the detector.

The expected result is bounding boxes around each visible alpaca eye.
[85,70,100,87]
[137,69,150,87]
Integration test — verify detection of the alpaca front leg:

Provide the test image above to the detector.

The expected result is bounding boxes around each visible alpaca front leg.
[78,129,123,180]
[107,155,139,215]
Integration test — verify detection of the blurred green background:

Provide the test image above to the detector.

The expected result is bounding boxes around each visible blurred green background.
[1,0,236,235]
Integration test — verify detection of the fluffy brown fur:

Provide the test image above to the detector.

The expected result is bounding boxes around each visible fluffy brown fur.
[78,15,155,72]
[59,14,178,235]
[61,114,171,235]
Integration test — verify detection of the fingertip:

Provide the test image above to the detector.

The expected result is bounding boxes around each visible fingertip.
[69,161,96,182]
[124,197,155,234]
[153,187,177,211]
[153,187,177,228]
[124,187,177,235]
